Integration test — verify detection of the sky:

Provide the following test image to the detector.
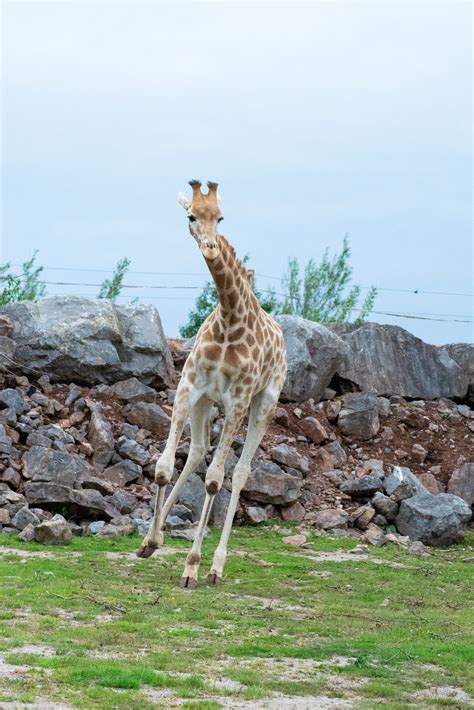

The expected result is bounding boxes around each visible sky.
[1,1,472,343]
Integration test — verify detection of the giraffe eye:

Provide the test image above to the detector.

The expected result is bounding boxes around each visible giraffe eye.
[218,217,224,223]
[188,215,196,223]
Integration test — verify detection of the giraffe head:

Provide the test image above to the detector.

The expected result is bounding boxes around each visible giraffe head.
[178,180,223,260]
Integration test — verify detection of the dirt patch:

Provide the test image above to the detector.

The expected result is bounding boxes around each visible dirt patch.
[224,696,354,709]
[105,547,181,560]
[223,656,358,683]
[10,644,56,657]
[300,551,411,569]
[413,686,473,703]
[0,547,56,559]
[0,702,72,710]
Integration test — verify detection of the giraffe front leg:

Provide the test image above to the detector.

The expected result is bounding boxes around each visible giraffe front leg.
[208,384,280,583]
[137,385,191,558]
[180,401,247,588]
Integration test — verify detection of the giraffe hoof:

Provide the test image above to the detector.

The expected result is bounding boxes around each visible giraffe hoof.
[136,544,157,559]
[207,572,223,585]
[180,575,198,590]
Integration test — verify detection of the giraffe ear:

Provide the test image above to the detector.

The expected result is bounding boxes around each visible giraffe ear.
[178,192,191,210]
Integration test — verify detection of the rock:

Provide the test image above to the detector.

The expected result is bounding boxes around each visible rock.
[384,466,425,502]
[372,492,398,521]
[177,473,206,520]
[280,500,306,521]
[331,323,468,400]
[133,518,150,536]
[282,534,307,546]
[363,523,386,546]
[245,506,268,524]
[352,505,376,530]
[0,315,13,338]
[88,408,114,471]
[115,437,150,466]
[299,417,329,444]
[24,482,119,520]
[99,520,134,537]
[166,515,189,531]
[313,508,349,530]
[23,446,92,488]
[0,297,174,387]
[123,402,171,438]
[457,404,471,418]
[0,467,21,489]
[11,506,40,530]
[25,432,53,449]
[108,489,137,515]
[377,397,391,417]
[325,399,342,422]
[447,463,473,506]
[340,476,383,498]
[417,473,443,495]
[0,389,28,415]
[337,391,380,440]
[18,523,35,542]
[411,443,428,464]
[274,407,290,427]
[34,514,72,545]
[23,446,93,488]
[169,524,209,541]
[102,460,142,487]
[209,487,232,527]
[0,509,10,525]
[269,444,309,474]
[442,343,474,403]
[407,540,431,557]
[107,378,158,403]
[275,316,348,402]
[396,493,472,546]
[88,520,106,535]
[243,460,302,505]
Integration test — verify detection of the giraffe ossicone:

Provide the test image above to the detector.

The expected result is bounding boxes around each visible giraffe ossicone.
[137,180,287,587]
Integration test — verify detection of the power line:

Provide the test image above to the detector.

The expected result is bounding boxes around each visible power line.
[9,263,473,298]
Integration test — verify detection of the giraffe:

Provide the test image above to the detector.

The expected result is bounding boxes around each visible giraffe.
[137,180,287,588]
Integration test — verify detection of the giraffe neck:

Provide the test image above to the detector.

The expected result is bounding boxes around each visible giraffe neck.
[205,236,253,320]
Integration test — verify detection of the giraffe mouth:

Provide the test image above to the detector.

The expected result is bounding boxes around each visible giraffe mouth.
[200,240,219,260]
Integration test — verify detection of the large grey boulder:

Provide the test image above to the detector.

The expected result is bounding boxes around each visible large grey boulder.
[396,492,471,546]
[329,323,468,400]
[443,343,474,403]
[337,391,380,440]
[243,460,302,505]
[0,297,174,388]
[447,463,473,507]
[275,316,348,402]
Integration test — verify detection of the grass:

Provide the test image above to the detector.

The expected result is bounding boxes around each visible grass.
[0,526,472,709]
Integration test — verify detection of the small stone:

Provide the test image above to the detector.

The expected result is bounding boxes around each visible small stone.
[363,523,386,546]
[352,505,375,530]
[377,397,391,417]
[115,437,150,467]
[412,443,428,463]
[34,514,72,545]
[384,466,425,501]
[280,501,306,521]
[372,492,398,522]
[11,506,40,530]
[457,404,470,418]
[269,444,310,474]
[88,408,114,471]
[325,399,342,421]
[313,508,349,530]
[418,473,443,495]
[18,523,35,542]
[337,392,380,440]
[88,520,106,535]
[340,476,383,498]
[299,417,329,444]
[447,463,474,506]
[245,506,268,524]
[282,534,307,546]
[0,509,10,525]
[407,540,431,557]
[274,407,290,428]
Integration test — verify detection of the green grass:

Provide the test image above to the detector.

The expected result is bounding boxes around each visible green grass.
[0,526,472,709]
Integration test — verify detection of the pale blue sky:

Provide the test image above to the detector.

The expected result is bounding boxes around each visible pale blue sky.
[2,1,472,342]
